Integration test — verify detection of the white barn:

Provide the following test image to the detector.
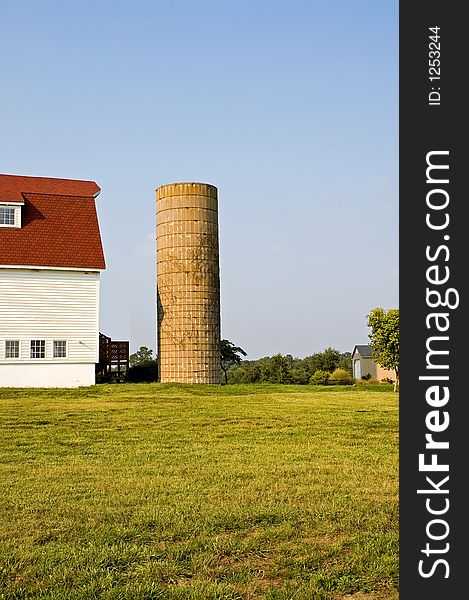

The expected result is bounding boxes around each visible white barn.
[0,174,106,388]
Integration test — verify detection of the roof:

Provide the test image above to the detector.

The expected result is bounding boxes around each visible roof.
[352,345,372,358]
[0,173,100,203]
[0,174,105,270]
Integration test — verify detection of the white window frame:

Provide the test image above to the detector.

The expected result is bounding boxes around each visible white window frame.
[5,340,20,359]
[53,340,67,359]
[0,203,22,228]
[0,206,15,226]
[30,340,46,359]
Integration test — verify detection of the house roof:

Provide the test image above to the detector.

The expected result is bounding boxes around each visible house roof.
[0,173,100,203]
[0,174,106,270]
[352,345,372,358]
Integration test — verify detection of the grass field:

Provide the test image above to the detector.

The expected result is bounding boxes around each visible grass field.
[0,383,398,600]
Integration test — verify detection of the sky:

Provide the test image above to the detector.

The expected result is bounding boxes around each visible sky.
[1,0,398,360]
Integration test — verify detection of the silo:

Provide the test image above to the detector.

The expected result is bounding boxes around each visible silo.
[156,182,221,384]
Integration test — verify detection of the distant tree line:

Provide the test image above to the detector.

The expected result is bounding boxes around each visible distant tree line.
[110,307,398,387]
[124,344,354,385]
[225,347,353,385]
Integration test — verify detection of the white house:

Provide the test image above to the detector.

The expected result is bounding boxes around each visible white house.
[0,173,106,387]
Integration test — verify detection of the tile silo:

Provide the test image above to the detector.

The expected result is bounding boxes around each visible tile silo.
[156,182,221,383]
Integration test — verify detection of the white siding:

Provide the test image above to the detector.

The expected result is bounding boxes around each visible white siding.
[0,267,100,367]
[0,363,95,388]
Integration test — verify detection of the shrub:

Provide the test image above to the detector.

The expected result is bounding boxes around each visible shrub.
[309,370,330,385]
[361,373,372,381]
[355,378,379,386]
[126,361,158,382]
[329,368,354,385]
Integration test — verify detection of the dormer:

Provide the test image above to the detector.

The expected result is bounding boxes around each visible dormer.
[0,173,105,270]
[0,201,22,228]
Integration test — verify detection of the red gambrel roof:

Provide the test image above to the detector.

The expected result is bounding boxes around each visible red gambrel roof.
[0,173,100,203]
[0,174,106,270]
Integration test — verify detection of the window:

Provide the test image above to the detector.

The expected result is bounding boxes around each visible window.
[5,340,19,359]
[53,340,67,358]
[0,207,15,226]
[30,340,45,359]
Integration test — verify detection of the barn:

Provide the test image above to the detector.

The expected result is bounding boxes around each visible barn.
[0,174,106,388]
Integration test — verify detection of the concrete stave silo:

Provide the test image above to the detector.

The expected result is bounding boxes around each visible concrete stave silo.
[156,182,221,384]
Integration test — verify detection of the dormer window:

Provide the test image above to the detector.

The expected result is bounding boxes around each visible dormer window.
[0,204,21,228]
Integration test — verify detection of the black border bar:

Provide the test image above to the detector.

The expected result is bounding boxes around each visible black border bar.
[399,2,467,597]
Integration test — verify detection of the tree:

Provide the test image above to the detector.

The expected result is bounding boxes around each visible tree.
[337,352,352,376]
[129,346,154,367]
[302,347,341,375]
[260,354,291,384]
[367,308,399,391]
[289,365,310,385]
[319,347,341,372]
[220,339,247,384]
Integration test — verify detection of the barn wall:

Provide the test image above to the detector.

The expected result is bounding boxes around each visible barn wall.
[359,357,377,379]
[375,364,396,381]
[0,363,95,388]
[0,267,100,386]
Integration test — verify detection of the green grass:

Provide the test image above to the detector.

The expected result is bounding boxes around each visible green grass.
[0,383,398,600]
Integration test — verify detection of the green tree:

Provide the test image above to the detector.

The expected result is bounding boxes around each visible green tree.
[220,339,247,384]
[289,365,310,384]
[320,347,341,372]
[337,352,352,375]
[367,308,399,391]
[260,354,292,384]
[302,347,341,376]
[129,346,154,367]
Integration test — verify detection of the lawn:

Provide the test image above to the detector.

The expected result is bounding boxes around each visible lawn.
[0,383,398,600]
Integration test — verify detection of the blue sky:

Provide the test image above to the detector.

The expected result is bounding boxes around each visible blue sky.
[1,0,398,359]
